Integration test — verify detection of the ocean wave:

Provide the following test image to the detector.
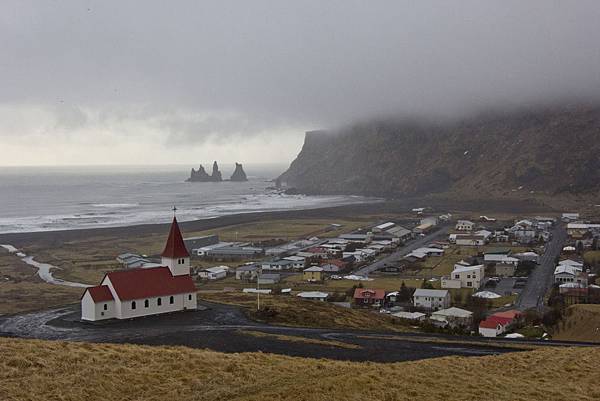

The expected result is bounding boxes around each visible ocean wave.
[91,203,139,208]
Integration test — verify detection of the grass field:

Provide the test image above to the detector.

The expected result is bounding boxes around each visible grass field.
[2,337,600,401]
[0,252,82,315]
[199,292,410,332]
[552,304,600,342]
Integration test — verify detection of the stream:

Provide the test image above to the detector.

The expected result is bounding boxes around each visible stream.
[0,244,90,288]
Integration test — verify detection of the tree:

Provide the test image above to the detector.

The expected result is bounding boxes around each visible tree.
[421,278,434,289]
[577,241,585,255]
[398,281,414,302]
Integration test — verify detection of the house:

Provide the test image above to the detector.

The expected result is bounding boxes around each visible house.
[455,235,486,246]
[413,289,451,311]
[392,311,427,321]
[257,273,280,285]
[283,255,306,269]
[562,212,580,222]
[373,222,395,232]
[302,266,324,282]
[413,223,434,234]
[441,264,485,289]
[484,252,519,266]
[81,216,197,321]
[455,220,475,231]
[353,288,386,307]
[235,264,259,281]
[297,291,329,301]
[554,265,585,284]
[431,307,473,329]
[479,319,505,337]
[514,252,539,264]
[479,310,522,337]
[559,259,584,269]
[198,266,229,280]
[261,260,294,271]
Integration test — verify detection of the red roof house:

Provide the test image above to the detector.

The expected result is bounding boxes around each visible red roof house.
[102,267,196,301]
[353,288,386,306]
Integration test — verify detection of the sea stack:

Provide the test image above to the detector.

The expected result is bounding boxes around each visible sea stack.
[230,162,248,182]
[211,161,223,181]
[186,162,223,182]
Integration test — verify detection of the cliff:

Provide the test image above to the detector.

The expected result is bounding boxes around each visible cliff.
[230,163,248,181]
[278,106,600,202]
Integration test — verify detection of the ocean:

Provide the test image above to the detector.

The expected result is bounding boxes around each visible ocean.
[0,164,370,234]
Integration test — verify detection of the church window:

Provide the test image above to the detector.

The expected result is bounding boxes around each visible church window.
[170,296,174,304]
[157,298,162,306]
[103,304,108,311]
[188,294,192,300]
[131,301,136,310]
[144,299,149,308]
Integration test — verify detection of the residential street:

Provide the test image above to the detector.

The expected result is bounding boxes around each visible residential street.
[516,225,567,311]
[353,225,452,277]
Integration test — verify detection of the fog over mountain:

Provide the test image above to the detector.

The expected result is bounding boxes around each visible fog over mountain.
[1,1,600,165]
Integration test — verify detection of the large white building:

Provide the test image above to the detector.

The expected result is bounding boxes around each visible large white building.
[81,216,197,321]
[455,220,475,231]
[413,289,451,310]
[442,264,485,289]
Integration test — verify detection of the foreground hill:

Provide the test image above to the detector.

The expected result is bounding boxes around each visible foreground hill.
[1,337,598,401]
[279,106,600,205]
[553,304,600,342]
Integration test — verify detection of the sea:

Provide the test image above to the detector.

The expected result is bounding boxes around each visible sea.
[0,164,371,234]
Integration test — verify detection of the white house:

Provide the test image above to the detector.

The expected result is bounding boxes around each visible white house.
[479,319,505,337]
[198,266,228,280]
[455,235,486,246]
[413,289,451,311]
[484,253,519,265]
[81,216,197,321]
[297,291,329,301]
[554,264,585,284]
[431,307,473,328]
[282,255,306,269]
[442,264,485,289]
[455,220,475,231]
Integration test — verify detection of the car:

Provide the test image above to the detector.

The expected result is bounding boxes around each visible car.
[329,275,342,280]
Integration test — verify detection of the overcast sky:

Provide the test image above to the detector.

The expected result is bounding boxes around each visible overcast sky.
[1,1,600,166]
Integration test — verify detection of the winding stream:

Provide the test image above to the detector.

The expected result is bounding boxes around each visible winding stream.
[0,244,90,288]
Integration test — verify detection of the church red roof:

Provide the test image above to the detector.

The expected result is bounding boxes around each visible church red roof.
[104,267,196,301]
[161,217,190,258]
[85,285,114,302]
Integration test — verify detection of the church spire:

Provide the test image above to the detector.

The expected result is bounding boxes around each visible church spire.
[161,215,190,259]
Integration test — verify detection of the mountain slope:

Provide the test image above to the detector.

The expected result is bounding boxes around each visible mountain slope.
[279,106,600,201]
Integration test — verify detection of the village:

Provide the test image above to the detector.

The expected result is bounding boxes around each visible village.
[91,207,600,340]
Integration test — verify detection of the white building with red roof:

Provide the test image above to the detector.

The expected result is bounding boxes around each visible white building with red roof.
[81,216,197,321]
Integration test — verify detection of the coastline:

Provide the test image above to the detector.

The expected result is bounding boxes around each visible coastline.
[0,197,554,248]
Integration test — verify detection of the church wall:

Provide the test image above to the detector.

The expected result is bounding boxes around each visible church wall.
[118,292,197,319]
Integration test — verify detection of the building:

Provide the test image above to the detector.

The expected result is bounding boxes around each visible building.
[353,288,386,307]
[392,311,427,321]
[261,260,295,271]
[413,289,451,310]
[235,265,259,281]
[455,234,486,246]
[257,273,280,285]
[455,220,475,231]
[373,222,395,232]
[282,255,306,269]
[554,264,585,284]
[484,253,519,266]
[184,235,219,253]
[81,216,197,321]
[479,319,505,337]
[431,307,473,329]
[441,264,485,289]
[302,266,324,282]
[203,245,264,259]
[198,266,228,280]
[297,291,329,301]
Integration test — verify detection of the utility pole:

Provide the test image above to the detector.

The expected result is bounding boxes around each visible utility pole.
[257,266,261,311]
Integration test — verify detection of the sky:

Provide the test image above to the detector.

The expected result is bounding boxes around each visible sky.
[1,0,600,166]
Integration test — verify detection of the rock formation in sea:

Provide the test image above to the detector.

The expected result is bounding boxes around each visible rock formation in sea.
[211,161,223,181]
[230,163,248,182]
[186,162,223,182]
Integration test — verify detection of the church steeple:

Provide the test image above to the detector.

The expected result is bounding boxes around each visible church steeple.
[161,211,190,276]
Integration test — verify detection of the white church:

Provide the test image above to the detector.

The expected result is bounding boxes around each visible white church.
[81,216,197,321]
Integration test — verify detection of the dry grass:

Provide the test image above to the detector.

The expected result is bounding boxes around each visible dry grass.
[0,253,82,315]
[553,304,600,342]
[2,337,600,401]
[239,330,362,349]
[199,292,410,332]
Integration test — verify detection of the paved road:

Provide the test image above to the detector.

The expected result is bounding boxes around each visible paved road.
[353,225,452,276]
[516,225,567,312]
[0,301,592,363]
